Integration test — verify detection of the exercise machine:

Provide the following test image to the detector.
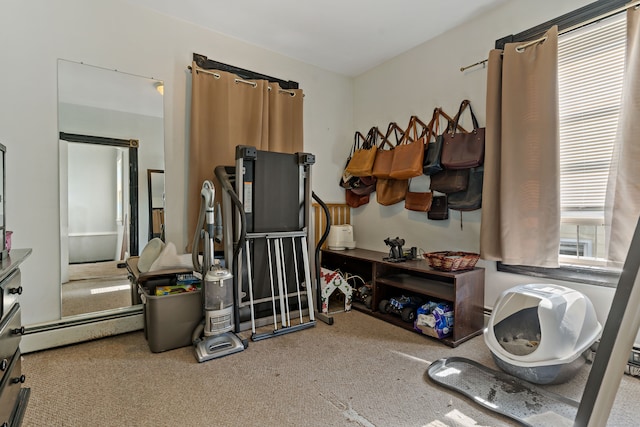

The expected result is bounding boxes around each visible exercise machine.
[215,146,330,341]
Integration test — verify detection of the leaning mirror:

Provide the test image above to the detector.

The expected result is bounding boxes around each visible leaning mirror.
[58,59,165,318]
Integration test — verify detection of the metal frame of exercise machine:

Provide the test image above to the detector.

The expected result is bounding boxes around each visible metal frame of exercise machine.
[215,146,330,341]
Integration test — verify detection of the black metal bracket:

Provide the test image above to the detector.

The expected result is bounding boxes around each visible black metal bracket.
[236,145,257,160]
[193,53,299,90]
[495,0,631,48]
[297,152,315,166]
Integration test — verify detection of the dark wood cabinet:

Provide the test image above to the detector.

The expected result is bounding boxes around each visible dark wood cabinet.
[321,248,484,347]
[0,249,31,426]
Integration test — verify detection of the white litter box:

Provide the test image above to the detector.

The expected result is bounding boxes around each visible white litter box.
[484,283,602,384]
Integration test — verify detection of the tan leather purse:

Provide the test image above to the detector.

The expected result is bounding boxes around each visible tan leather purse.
[372,123,403,179]
[345,127,378,177]
[389,116,429,180]
[376,178,408,206]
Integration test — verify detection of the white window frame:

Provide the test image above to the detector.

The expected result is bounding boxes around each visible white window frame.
[557,12,625,271]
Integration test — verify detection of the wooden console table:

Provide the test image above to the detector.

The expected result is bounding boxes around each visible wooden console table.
[321,248,485,347]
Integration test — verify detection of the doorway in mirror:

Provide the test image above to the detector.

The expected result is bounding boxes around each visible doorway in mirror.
[147,169,165,241]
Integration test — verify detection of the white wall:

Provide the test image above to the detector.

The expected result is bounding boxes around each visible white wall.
[2,0,628,344]
[352,0,635,341]
[0,0,353,325]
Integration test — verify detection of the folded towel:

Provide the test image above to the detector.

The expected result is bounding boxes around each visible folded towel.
[137,238,165,273]
[148,241,194,272]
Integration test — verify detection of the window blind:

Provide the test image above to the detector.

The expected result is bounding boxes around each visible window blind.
[558,13,625,212]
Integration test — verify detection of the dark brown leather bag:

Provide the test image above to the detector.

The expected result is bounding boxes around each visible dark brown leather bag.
[427,195,449,220]
[429,169,469,194]
[441,100,485,169]
[448,166,484,211]
[350,175,377,196]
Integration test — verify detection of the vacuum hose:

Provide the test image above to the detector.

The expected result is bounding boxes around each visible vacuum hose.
[215,166,247,332]
[312,192,331,314]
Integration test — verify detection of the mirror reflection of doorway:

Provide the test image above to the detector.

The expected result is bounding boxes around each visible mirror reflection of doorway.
[59,133,139,317]
[147,169,165,241]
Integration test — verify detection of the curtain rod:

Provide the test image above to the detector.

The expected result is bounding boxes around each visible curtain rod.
[187,65,297,96]
[460,0,640,72]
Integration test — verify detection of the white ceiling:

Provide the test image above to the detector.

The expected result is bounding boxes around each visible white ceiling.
[125,0,507,76]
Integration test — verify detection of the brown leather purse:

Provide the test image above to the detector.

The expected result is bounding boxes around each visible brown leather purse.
[345,127,378,177]
[345,188,370,208]
[441,100,485,169]
[376,178,408,206]
[389,116,428,180]
[372,123,403,179]
[405,189,433,212]
[429,169,469,194]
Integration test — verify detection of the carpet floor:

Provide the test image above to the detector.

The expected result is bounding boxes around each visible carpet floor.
[62,261,132,317]
[21,310,639,426]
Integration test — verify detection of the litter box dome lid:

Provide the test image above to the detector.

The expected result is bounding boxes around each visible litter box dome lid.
[484,284,602,367]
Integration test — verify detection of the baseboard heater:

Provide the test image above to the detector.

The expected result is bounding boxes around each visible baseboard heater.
[21,308,143,353]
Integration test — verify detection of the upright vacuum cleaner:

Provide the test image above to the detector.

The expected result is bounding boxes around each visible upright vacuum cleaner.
[191,180,246,363]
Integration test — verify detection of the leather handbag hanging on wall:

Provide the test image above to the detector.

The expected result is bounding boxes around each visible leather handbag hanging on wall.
[345,188,370,208]
[350,175,377,196]
[338,131,375,194]
[427,195,449,220]
[372,122,404,179]
[340,131,377,194]
[389,116,427,180]
[345,127,378,177]
[339,131,363,189]
[429,168,469,194]
[423,108,469,175]
[376,178,408,206]
[448,166,484,211]
[441,100,485,169]
[423,108,444,175]
[405,180,433,212]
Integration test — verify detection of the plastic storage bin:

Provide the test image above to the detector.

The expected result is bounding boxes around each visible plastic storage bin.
[484,283,602,384]
[139,283,202,353]
[126,256,193,305]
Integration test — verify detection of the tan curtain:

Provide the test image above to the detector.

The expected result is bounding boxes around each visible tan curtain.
[187,64,303,250]
[605,7,640,266]
[267,82,304,153]
[481,26,560,267]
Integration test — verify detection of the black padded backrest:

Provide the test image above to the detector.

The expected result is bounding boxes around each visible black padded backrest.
[253,150,301,232]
